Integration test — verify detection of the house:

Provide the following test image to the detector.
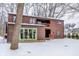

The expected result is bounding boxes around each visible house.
[6,13,64,42]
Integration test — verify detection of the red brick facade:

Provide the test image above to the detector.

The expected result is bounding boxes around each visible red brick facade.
[7,13,64,42]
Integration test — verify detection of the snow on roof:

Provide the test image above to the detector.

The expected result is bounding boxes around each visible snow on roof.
[8,12,64,21]
[8,22,45,27]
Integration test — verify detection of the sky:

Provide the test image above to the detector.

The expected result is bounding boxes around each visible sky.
[63,15,79,24]
[61,12,79,24]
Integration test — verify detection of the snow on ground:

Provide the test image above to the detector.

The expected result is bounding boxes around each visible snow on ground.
[0,38,79,56]
[0,36,7,43]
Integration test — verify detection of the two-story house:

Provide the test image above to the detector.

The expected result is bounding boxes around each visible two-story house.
[6,13,64,42]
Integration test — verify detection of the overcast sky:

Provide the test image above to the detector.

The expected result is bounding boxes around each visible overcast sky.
[61,13,79,24]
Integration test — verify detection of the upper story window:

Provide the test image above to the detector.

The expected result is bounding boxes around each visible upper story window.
[29,18,36,24]
[13,16,16,22]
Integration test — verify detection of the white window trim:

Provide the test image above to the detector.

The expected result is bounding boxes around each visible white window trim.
[19,28,37,40]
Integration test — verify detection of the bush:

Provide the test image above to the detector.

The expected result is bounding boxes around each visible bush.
[76,34,79,39]
[78,34,79,39]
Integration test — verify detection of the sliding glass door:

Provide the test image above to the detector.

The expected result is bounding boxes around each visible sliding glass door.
[20,28,37,40]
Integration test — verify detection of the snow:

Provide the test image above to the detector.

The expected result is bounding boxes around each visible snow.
[0,36,7,43]
[0,38,79,56]
[8,22,45,27]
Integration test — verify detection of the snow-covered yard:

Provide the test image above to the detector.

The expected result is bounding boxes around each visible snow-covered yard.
[0,38,79,56]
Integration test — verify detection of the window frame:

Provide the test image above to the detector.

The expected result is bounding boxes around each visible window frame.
[19,28,37,40]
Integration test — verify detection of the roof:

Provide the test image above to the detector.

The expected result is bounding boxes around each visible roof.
[8,12,64,21]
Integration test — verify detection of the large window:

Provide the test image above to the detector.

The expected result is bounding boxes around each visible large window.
[20,28,37,40]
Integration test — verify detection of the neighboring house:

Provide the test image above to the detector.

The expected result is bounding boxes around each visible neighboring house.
[6,13,64,42]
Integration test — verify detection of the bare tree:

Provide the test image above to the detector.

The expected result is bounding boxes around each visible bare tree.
[0,3,17,37]
[0,18,3,36]
[64,23,76,33]
[24,3,33,15]
[68,3,79,12]
[30,3,72,19]
[10,3,24,50]
[0,3,7,36]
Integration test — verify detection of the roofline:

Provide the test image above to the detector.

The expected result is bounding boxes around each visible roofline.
[8,12,64,21]
[7,22,45,27]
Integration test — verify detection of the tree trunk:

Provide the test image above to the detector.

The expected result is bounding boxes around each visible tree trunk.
[0,19,4,36]
[10,3,24,50]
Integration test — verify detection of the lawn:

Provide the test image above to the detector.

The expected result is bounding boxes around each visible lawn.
[0,38,79,56]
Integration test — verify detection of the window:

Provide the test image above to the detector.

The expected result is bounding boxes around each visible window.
[29,18,36,24]
[25,29,28,39]
[29,18,32,24]
[20,29,28,40]
[13,16,16,22]
[32,29,36,39]
[20,28,37,40]
[29,29,32,39]
[20,29,24,39]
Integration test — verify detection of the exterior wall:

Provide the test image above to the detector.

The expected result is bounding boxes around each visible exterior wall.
[22,16,30,23]
[37,27,45,40]
[7,13,64,42]
[7,24,45,42]
[50,20,64,39]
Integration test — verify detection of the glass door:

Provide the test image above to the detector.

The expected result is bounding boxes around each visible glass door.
[28,28,37,40]
[20,28,37,40]
[20,28,28,40]
[24,29,28,39]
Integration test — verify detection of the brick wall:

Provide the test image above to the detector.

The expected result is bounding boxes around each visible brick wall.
[50,20,64,38]
[7,14,64,42]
